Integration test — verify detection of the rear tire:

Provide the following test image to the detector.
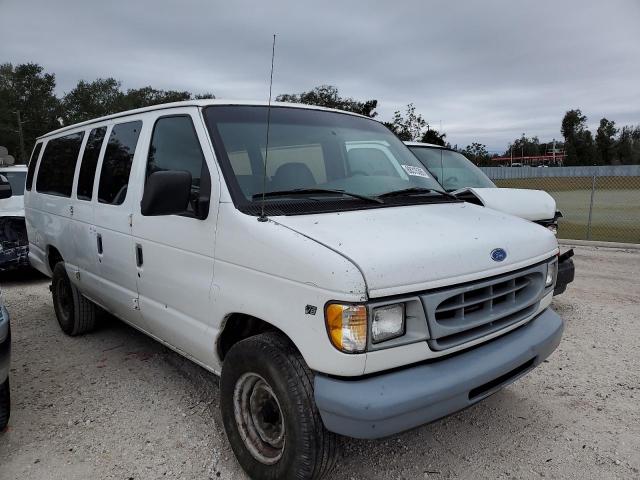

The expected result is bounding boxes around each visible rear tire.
[220,332,338,480]
[51,262,97,336]
[0,378,9,431]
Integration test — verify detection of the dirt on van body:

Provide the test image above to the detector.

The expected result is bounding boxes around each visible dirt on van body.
[0,244,638,479]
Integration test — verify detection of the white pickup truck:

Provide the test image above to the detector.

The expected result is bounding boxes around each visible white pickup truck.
[406,141,575,296]
[25,101,564,479]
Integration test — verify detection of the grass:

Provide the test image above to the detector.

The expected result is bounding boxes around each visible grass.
[494,177,640,244]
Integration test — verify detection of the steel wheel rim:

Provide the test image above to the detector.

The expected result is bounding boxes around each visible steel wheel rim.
[233,372,285,465]
[56,276,72,320]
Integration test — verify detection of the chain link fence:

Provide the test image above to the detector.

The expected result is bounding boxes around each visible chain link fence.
[480,165,640,244]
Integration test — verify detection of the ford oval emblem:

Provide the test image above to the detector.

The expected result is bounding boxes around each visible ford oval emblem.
[491,248,507,262]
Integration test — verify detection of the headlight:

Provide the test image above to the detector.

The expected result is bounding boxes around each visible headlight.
[325,303,367,353]
[547,224,558,235]
[372,304,405,343]
[546,260,557,287]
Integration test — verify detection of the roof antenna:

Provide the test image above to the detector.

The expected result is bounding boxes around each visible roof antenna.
[258,34,277,222]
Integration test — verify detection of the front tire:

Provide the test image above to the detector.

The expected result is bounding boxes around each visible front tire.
[51,262,97,336]
[0,379,9,431]
[220,332,338,480]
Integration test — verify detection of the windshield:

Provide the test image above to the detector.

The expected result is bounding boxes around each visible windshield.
[0,170,26,196]
[409,147,496,191]
[204,106,449,215]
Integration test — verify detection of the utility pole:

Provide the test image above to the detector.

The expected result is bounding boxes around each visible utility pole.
[15,111,27,164]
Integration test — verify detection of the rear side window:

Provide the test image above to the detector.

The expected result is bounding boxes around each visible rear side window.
[146,116,210,218]
[25,142,43,191]
[36,132,85,197]
[77,127,107,201]
[98,121,142,205]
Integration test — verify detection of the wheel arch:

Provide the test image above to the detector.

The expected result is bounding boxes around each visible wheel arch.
[47,244,64,272]
[216,313,297,363]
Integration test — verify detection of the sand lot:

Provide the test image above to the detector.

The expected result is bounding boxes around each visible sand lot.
[0,244,638,479]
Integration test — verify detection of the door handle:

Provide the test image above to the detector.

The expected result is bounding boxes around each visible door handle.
[96,234,103,254]
[135,243,143,267]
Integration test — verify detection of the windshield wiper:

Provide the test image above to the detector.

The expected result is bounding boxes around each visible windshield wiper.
[376,187,458,201]
[252,188,383,204]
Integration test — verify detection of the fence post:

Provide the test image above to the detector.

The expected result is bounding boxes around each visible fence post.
[586,168,597,240]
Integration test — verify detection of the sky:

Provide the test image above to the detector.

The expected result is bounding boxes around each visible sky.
[1,0,639,152]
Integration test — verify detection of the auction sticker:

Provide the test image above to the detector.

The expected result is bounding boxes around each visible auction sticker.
[401,165,431,178]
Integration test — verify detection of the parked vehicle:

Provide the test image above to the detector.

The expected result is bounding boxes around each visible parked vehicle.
[406,141,575,296]
[0,293,11,431]
[0,164,29,271]
[25,101,564,480]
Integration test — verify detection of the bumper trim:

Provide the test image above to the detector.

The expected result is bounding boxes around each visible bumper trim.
[314,308,564,439]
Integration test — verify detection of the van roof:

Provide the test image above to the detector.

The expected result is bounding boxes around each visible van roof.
[38,99,370,140]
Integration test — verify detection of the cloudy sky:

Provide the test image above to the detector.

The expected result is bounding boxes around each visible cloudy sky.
[2,0,639,152]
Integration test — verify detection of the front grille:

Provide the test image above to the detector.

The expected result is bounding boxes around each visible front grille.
[421,263,547,351]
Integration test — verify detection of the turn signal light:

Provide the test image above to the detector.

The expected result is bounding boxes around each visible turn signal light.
[325,303,367,353]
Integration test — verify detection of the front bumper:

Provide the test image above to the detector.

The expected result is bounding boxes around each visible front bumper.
[553,249,575,296]
[314,308,563,439]
[0,304,10,384]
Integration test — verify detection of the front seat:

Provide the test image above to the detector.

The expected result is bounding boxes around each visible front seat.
[270,163,316,191]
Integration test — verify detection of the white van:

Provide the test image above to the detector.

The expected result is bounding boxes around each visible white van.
[25,100,563,480]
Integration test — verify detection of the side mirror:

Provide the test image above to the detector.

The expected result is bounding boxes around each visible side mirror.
[141,170,192,216]
[0,175,12,199]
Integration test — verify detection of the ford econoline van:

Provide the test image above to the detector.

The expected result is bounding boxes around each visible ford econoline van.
[25,100,563,480]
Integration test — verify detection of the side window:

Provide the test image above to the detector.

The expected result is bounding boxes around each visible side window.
[25,142,43,191]
[146,116,210,219]
[77,126,107,201]
[98,121,142,205]
[36,132,85,197]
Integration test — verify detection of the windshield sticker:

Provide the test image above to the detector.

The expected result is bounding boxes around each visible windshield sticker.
[401,165,430,178]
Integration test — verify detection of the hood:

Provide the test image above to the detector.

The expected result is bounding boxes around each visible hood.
[273,202,558,298]
[452,187,556,221]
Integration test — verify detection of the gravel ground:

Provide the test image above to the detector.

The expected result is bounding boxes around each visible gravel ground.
[0,245,638,480]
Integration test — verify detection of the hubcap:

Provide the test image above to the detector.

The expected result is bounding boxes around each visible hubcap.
[233,373,285,464]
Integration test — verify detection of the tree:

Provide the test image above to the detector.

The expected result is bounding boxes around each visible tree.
[462,142,491,166]
[62,80,216,124]
[276,85,378,117]
[383,104,426,141]
[61,78,124,124]
[121,86,192,110]
[614,125,640,165]
[0,63,60,163]
[421,128,448,146]
[595,118,618,165]
[561,109,596,165]
[505,134,542,158]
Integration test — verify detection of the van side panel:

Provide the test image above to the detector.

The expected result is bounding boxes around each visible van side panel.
[131,108,219,366]
[90,120,146,325]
